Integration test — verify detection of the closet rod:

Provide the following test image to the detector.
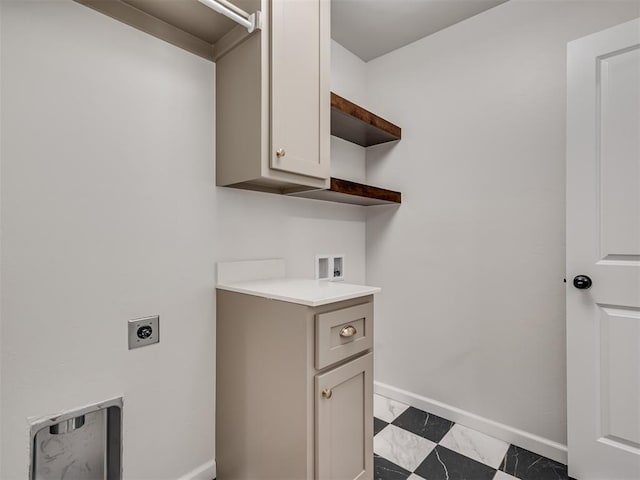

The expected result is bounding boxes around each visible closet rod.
[197,0,260,33]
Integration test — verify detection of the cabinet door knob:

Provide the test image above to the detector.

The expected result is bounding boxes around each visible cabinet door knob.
[339,325,357,338]
[276,148,286,158]
[322,388,332,399]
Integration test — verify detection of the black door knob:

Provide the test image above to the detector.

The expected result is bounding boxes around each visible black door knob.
[573,275,592,290]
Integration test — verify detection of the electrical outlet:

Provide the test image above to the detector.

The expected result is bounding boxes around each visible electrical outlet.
[128,315,159,349]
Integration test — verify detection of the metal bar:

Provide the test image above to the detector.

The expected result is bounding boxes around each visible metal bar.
[197,0,256,32]
[215,0,250,19]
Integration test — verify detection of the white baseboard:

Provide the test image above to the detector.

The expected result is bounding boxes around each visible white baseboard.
[374,381,568,465]
[177,460,216,480]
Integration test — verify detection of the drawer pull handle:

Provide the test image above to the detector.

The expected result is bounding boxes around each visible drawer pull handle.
[340,325,357,338]
[322,388,333,399]
[276,148,286,158]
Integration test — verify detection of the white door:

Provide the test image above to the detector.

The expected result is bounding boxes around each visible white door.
[567,18,640,480]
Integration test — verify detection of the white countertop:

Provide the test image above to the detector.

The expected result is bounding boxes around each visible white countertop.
[216,278,380,306]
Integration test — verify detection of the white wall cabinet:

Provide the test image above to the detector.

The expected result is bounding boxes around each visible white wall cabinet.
[216,0,330,193]
[216,290,374,479]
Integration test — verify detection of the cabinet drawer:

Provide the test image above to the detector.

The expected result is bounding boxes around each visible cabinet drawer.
[315,302,373,369]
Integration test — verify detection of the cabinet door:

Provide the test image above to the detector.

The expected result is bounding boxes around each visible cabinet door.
[316,353,373,480]
[270,0,330,180]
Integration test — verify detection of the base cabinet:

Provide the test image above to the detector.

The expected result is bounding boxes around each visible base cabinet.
[216,290,374,480]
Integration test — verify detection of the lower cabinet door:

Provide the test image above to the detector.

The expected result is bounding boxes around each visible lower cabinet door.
[315,353,373,480]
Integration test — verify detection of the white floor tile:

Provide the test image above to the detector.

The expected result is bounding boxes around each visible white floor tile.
[493,471,518,480]
[439,424,510,469]
[374,424,436,472]
[373,394,409,423]
[407,474,426,480]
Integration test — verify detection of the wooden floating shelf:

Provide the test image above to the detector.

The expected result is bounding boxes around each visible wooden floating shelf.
[289,178,401,206]
[331,92,401,147]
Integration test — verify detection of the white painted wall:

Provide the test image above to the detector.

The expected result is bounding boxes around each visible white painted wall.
[330,40,367,184]
[0,2,366,479]
[365,0,640,458]
[331,40,367,107]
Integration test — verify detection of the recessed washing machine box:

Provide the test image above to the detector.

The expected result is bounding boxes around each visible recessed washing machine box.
[316,255,330,280]
[29,397,122,480]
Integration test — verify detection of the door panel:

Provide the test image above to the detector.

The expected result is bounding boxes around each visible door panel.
[567,18,640,480]
[599,306,640,449]
[270,0,329,179]
[599,48,640,257]
[315,353,373,480]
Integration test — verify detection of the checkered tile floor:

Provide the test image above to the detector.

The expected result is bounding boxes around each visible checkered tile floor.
[373,394,576,480]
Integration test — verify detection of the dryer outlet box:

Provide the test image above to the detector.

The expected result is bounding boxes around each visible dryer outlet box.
[128,315,159,349]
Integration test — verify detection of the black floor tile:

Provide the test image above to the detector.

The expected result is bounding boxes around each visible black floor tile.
[500,445,573,480]
[391,406,455,443]
[414,445,496,480]
[374,454,411,480]
[374,417,389,436]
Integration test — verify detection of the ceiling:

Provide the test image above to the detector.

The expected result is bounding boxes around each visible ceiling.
[331,0,508,61]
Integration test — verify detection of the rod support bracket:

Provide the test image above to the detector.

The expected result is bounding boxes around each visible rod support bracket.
[248,11,262,33]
